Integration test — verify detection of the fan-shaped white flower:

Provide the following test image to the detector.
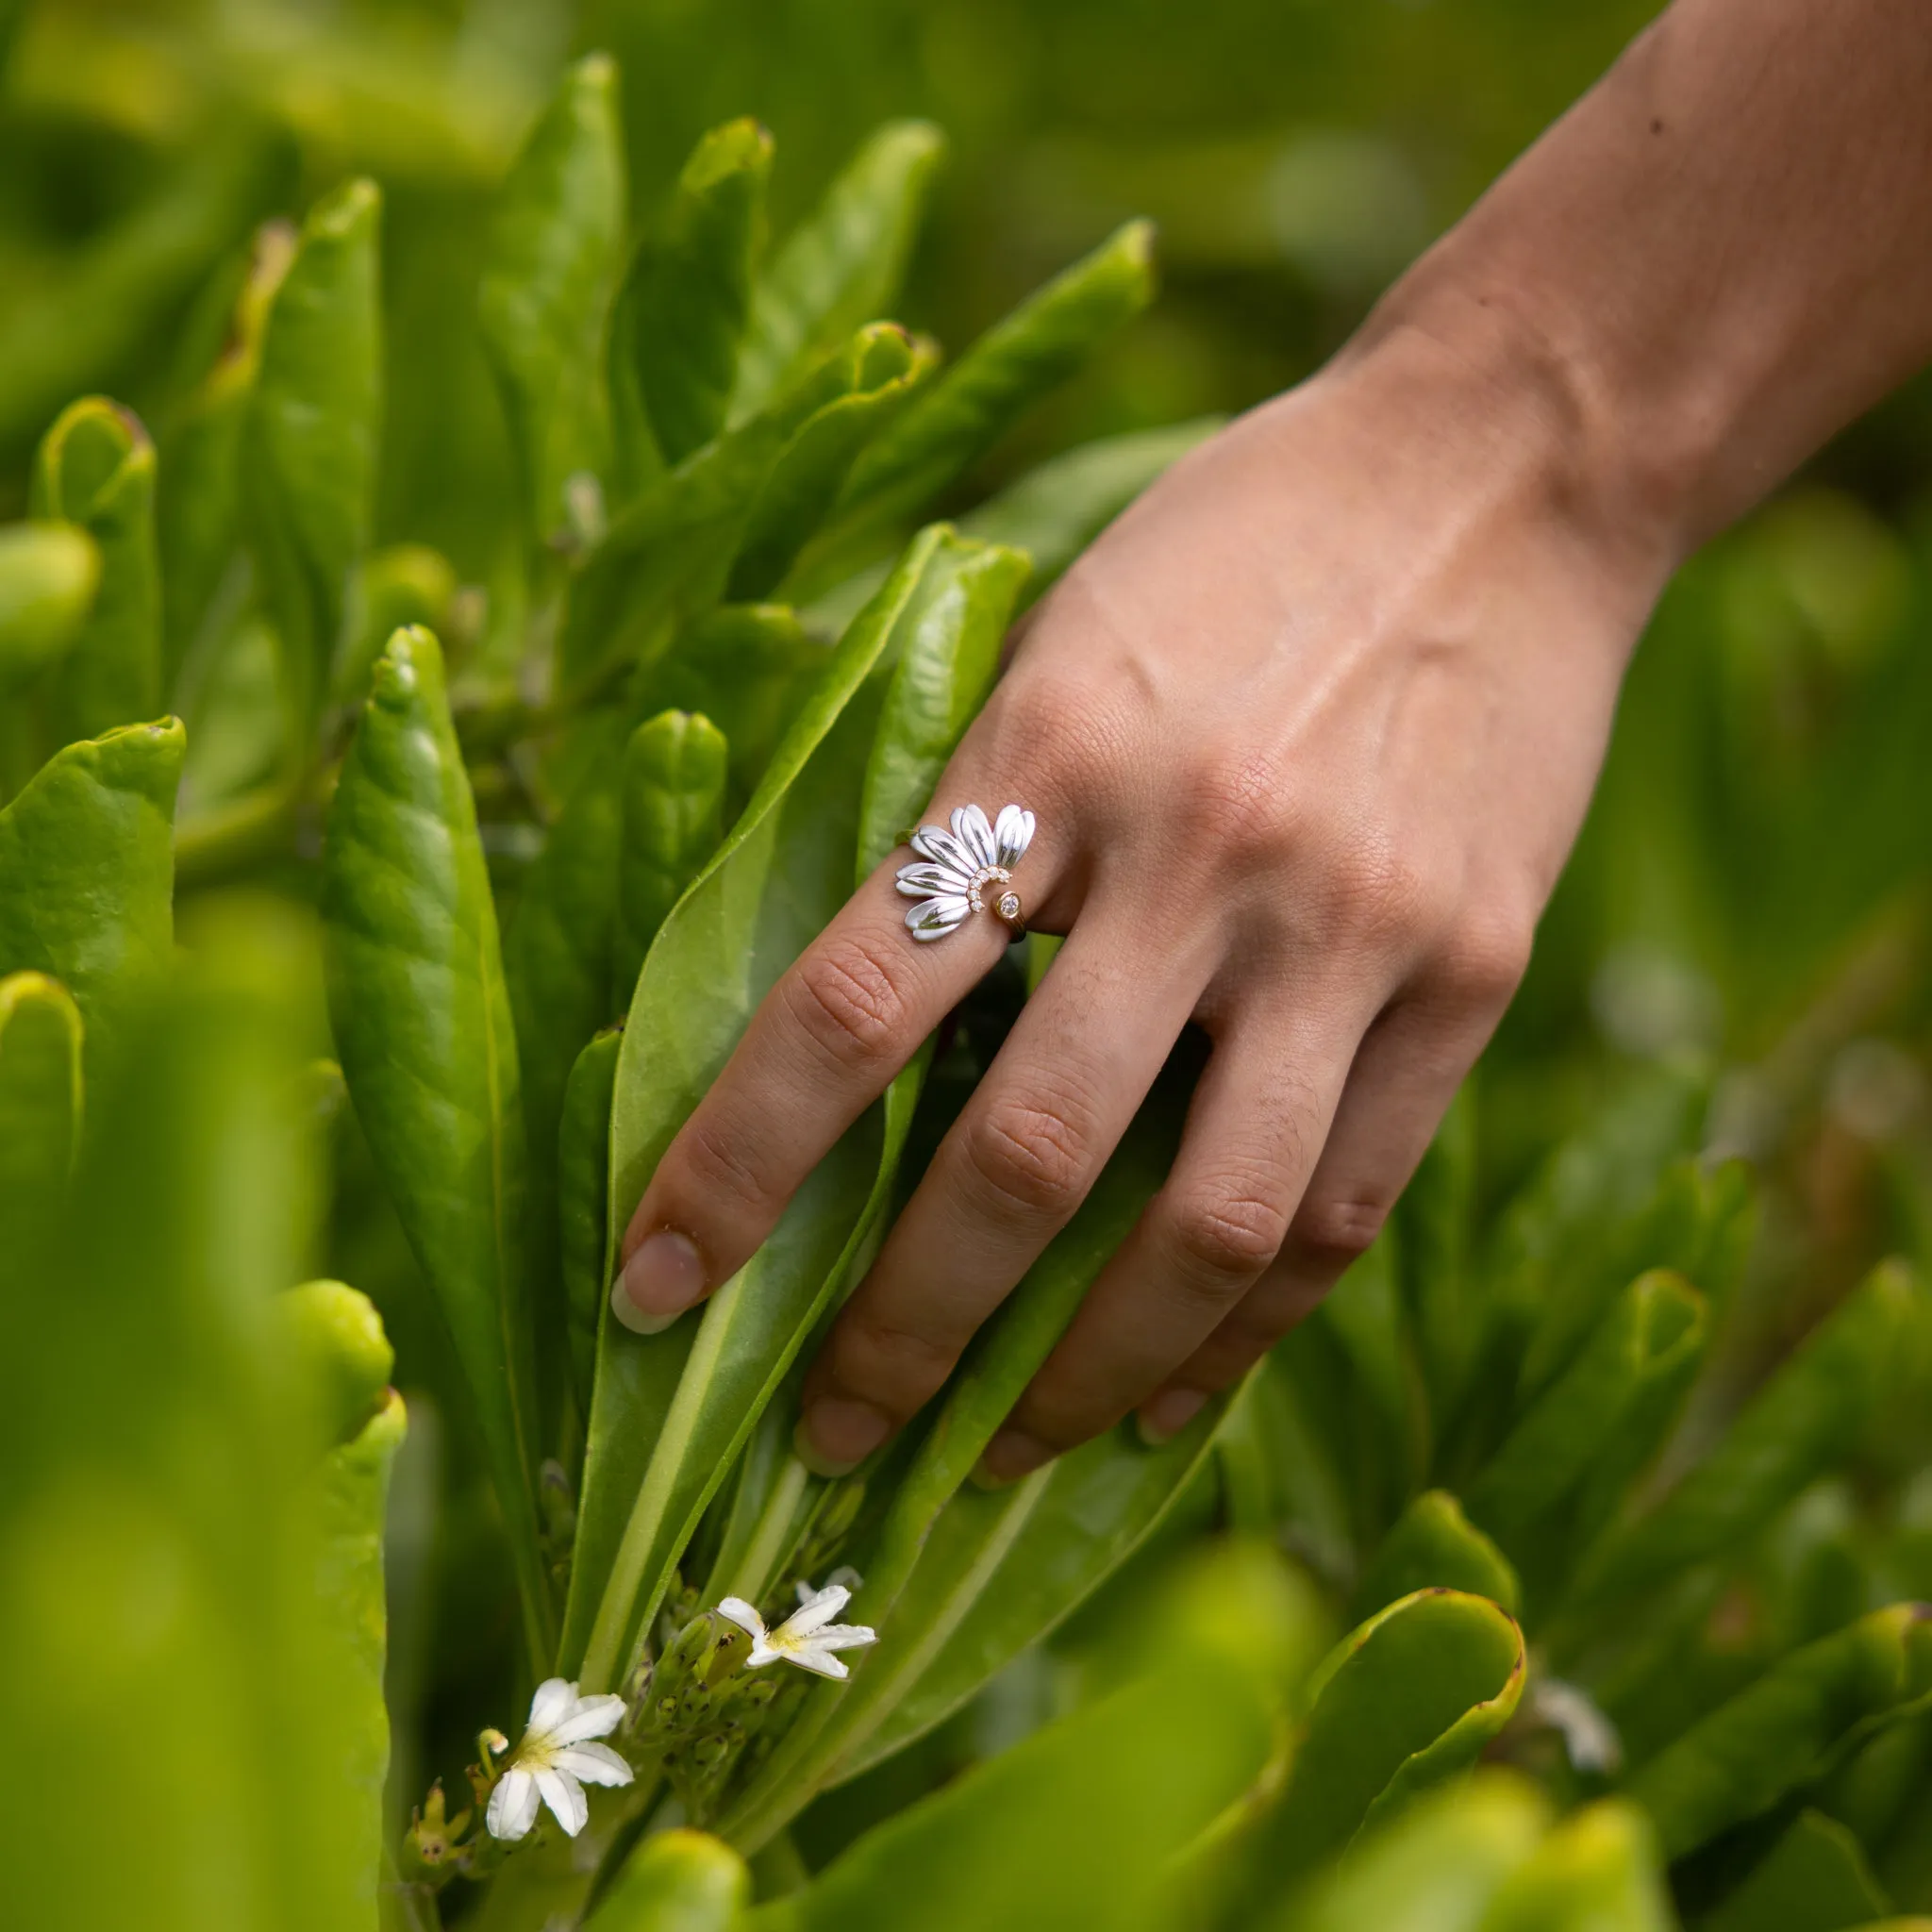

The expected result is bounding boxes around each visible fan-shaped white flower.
[895,802,1035,941]
[716,1580,879,1679]
[484,1678,633,1841]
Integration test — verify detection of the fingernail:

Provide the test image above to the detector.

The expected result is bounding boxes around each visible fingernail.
[1136,1387,1207,1448]
[794,1398,890,1478]
[971,1428,1052,1489]
[610,1229,706,1335]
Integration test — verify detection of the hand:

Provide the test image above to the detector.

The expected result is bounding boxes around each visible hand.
[615,315,1672,1482]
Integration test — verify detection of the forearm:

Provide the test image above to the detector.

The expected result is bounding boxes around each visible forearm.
[1357,0,1932,563]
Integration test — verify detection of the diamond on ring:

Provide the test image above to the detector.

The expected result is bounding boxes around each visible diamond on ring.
[895,803,1034,942]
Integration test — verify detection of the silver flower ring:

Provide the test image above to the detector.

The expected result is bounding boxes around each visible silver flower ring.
[895,803,1036,942]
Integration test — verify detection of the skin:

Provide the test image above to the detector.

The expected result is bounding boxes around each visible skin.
[617,0,1932,1482]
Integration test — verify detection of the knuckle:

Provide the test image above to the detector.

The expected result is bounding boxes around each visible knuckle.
[677,1112,772,1217]
[1434,906,1535,1011]
[1167,1181,1289,1284]
[1318,837,1430,947]
[963,1090,1094,1218]
[1289,1190,1392,1271]
[1171,744,1297,863]
[784,935,908,1070]
[834,1313,959,1410]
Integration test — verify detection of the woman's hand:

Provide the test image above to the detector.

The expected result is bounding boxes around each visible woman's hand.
[613,313,1672,1482]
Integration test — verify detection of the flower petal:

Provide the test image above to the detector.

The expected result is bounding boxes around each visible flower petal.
[906,896,969,940]
[780,1583,851,1635]
[894,863,960,898]
[548,1692,627,1746]
[994,805,1034,868]
[487,1768,541,1842]
[952,804,997,868]
[556,1742,635,1788]
[536,1766,589,1837]
[746,1636,782,1667]
[805,1622,878,1652]
[782,1644,852,1679]
[716,1596,767,1641]
[910,825,974,877]
[525,1677,576,1737]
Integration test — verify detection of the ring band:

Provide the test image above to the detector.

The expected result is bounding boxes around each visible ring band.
[895,803,1035,942]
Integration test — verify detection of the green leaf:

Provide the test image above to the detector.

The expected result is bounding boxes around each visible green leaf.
[0,715,182,1079]
[1574,1261,1921,1612]
[1629,1605,1932,1861]
[1478,1800,1675,1932]
[281,1278,397,1449]
[1258,1588,1528,1881]
[568,526,1023,1689]
[478,54,626,546]
[320,624,552,1666]
[1259,1774,1550,1932]
[732,326,931,601]
[618,118,773,474]
[248,177,382,746]
[1394,1080,1479,1422]
[586,1828,751,1931]
[734,121,945,419]
[1700,1809,1891,1932]
[559,1026,624,1422]
[0,972,83,1262]
[629,604,828,805]
[0,521,99,696]
[1353,1491,1522,1625]
[158,220,295,678]
[1464,1270,1707,1607]
[613,709,729,1008]
[30,397,161,748]
[800,220,1157,581]
[752,1645,1269,1932]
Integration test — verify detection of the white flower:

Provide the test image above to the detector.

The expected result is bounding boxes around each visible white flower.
[716,1581,879,1680]
[895,803,1035,941]
[485,1678,634,1841]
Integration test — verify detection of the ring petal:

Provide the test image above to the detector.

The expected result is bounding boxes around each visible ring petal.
[994,805,1034,868]
[953,804,998,868]
[907,895,970,940]
[894,862,960,898]
[911,825,974,876]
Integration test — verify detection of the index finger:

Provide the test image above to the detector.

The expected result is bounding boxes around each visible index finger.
[611,806,1063,1333]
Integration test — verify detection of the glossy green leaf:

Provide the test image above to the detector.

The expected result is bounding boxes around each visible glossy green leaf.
[247,176,382,744]
[629,604,827,805]
[0,520,98,696]
[1260,1774,1550,1932]
[613,709,729,1007]
[158,219,295,676]
[0,972,82,1265]
[1394,1081,1479,1422]
[281,1276,396,1450]
[1478,1800,1674,1932]
[570,526,1024,1689]
[559,1026,624,1421]
[0,715,181,1077]
[1629,1605,1932,1860]
[734,121,945,418]
[30,397,160,747]
[589,1828,751,1931]
[619,118,773,473]
[752,1645,1269,1932]
[1259,1589,1528,1881]
[1353,1491,1522,1624]
[731,326,931,601]
[479,54,625,545]
[803,220,1157,577]
[1574,1261,1921,1612]
[320,624,552,1666]
[957,415,1223,602]
[1701,1808,1890,1932]
[1465,1270,1707,1603]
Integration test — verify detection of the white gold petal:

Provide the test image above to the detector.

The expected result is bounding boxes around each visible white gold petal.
[894,863,960,898]
[536,1767,589,1837]
[910,825,974,876]
[907,895,969,939]
[549,1694,627,1746]
[781,1585,851,1636]
[556,1742,634,1787]
[952,804,997,868]
[525,1677,575,1736]
[487,1768,541,1842]
[993,805,1034,868]
[716,1597,767,1641]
